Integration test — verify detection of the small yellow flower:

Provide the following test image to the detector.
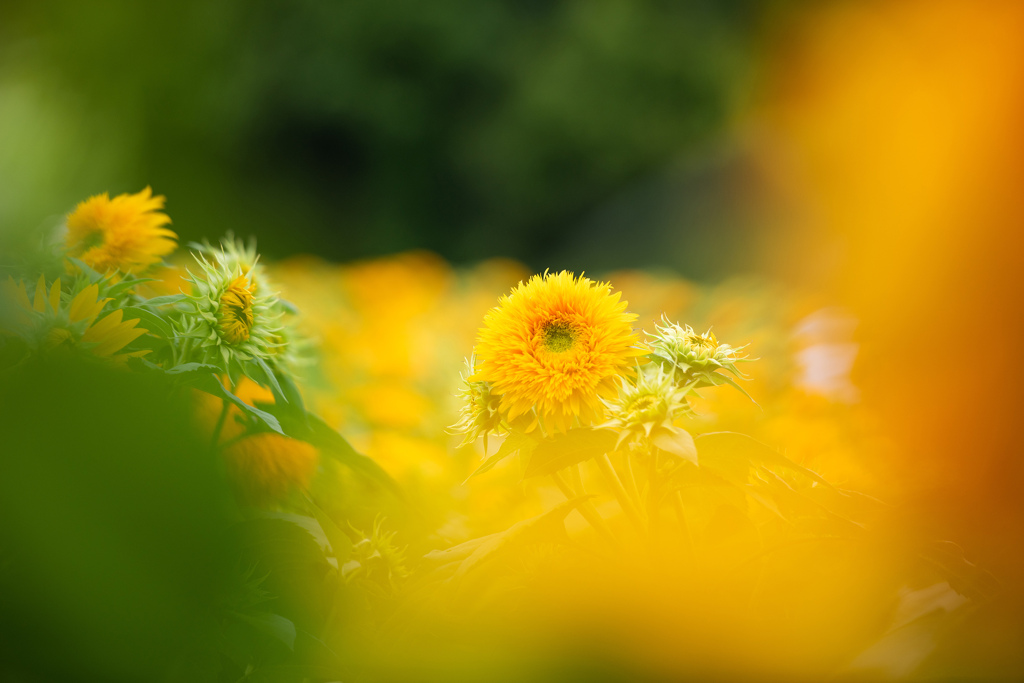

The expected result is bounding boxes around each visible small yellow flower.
[223,432,319,507]
[65,187,177,275]
[1,275,148,362]
[473,271,644,433]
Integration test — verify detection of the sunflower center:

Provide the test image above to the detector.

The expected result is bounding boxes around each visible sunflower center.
[541,320,578,353]
[631,395,657,412]
[76,228,107,253]
[218,276,255,344]
[43,327,75,351]
[687,333,717,351]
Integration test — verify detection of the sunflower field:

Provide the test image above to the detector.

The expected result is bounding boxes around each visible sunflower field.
[0,182,1014,682]
[2,2,1024,682]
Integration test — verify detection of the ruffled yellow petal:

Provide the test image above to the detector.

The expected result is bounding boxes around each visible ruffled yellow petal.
[473,271,641,432]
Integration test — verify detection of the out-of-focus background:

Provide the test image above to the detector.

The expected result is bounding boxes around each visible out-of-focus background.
[2,0,1024,680]
[0,0,795,274]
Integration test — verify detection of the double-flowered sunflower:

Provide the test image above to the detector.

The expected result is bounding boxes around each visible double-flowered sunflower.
[65,187,176,276]
[472,271,643,433]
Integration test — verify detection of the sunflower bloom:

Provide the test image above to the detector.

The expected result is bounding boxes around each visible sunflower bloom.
[473,271,643,433]
[223,433,319,507]
[179,248,284,372]
[66,187,176,275]
[1,275,148,362]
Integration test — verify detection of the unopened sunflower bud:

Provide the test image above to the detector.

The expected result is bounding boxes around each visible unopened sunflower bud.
[450,355,506,449]
[177,242,286,377]
[600,365,693,447]
[647,316,751,388]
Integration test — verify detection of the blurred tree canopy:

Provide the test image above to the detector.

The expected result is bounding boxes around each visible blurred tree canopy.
[0,0,801,270]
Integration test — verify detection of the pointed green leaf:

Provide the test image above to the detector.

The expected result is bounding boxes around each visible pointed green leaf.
[523,428,617,478]
[695,432,831,487]
[119,306,173,340]
[463,431,537,483]
[193,372,284,434]
[142,294,187,307]
[653,428,698,465]
[228,611,296,651]
[303,495,353,564]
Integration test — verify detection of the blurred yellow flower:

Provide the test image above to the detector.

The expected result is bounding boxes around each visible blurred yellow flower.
[223,432,319,507]
[474,271,643,433]
[65,187,176,275]
[2,276,148,362]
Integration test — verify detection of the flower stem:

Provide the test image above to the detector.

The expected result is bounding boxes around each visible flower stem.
[211,398,230,448]
[624,451,642,509]
[551,471,618,547]
[597,453,645,534]
[672,490,693,554]
[647,449,661,537]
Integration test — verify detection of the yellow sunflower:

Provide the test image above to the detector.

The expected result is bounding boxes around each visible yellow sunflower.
[65,187,177,275]
[222,433,319,507]
[473,270,643,433]
[1,275,149,362]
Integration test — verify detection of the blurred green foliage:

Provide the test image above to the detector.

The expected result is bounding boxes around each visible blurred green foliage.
[0,0,801,270]
[0,360,232,681]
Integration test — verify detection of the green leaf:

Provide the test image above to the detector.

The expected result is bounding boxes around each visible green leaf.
[104,278,153,298]
[303,496,353,564]
[165,362,222,375]
[463,431,538,483]
[141,294,186,307]
[523,428,617,478]
[67,257,102,282]
[228,611,296,651]
[652,428,698,465]
[449,496,590,583]
[119,306,173,340]
[193,372,284,434]
[251,357,285,404]
[258,512,331,553]
[265,409,400,496]
[695,432,832,488]
[276,371,307,416]
[705,372,758,405]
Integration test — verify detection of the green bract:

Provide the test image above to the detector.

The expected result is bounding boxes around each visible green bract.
[600,364,694,448]
[450,355,506,450]
[646,316,752,396]
[177,249,284,381]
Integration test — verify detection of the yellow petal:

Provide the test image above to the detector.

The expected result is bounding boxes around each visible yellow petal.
[48,279,61,313]
[33,274,47,312]
[91,323,147,357]
[81,309,124,344]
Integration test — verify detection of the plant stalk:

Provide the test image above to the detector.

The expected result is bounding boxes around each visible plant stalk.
[597,453,645,533]
[551,470,617,546]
